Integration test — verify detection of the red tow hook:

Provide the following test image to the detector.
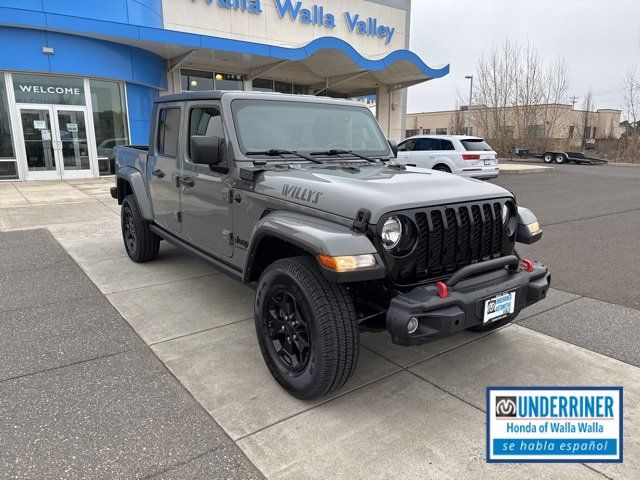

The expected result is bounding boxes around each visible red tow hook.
[436,281,449,298]
[522,258,534,273]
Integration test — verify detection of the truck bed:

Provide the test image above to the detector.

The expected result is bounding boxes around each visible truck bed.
[114,145,149,174]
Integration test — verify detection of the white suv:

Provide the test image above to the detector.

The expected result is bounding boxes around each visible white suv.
[395,135,499,179]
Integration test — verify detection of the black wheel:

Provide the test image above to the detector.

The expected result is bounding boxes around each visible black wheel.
[542,153,554,163]
[254,256,359,400]
[121,194,160,263]
[433,164,451,173]
[554,154,567,164]
[466,311,519,332]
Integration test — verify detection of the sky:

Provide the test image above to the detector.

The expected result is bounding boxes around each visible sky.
[406,0,640,116]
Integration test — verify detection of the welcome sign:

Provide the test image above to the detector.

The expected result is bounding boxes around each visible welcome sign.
[205,0,396,44]
[487,387,623,462]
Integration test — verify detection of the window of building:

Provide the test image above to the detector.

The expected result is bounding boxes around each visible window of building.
[592,127,597,139]
[0,75,18,179]
[405,129,420,137]
[180,69,243,91]
[157,108,181,157]
[90,79,129,175]
[424,129,431,134]
[435,128,447,135]
[568,125,575,138]
[253,78,309,95]
[188,107,224,161]
[527,124,545,138]
[13,73,85,105]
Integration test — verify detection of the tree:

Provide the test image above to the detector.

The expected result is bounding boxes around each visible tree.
[622,67,639,131]
[578,90,595,150]
[448,103,466,135]
[470,39,570,155]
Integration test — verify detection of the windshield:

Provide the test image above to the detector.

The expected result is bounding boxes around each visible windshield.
[232,99,390,157]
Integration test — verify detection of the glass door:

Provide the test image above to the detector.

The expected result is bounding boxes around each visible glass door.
[19,108,57,178]
[18,105,95,179]
[53,107,92,178]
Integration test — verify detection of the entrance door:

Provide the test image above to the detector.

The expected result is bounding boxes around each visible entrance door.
[18,105,94,180]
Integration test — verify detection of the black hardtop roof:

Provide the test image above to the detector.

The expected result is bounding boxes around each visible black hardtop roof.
[154,90,362,106]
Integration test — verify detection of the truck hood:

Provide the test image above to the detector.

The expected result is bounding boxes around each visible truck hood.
[253,164,512,223]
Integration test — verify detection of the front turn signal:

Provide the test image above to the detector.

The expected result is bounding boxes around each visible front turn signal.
[317,254,376,272]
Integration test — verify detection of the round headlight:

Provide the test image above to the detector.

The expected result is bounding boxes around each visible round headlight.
[381,216,402,250]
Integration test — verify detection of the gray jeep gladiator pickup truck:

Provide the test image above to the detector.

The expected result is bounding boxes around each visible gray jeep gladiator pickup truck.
[111,91,549,400]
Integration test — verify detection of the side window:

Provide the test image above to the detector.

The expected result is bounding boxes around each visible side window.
[440,140,455,151]
[415,138,436,151]
[398,139,416,151]
[157,108,181,157]
[188,106,225,161]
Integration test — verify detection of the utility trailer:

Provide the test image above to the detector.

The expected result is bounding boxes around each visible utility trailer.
[515,148,608,165]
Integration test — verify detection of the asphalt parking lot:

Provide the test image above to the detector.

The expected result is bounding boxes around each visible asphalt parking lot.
[1,164,639,479]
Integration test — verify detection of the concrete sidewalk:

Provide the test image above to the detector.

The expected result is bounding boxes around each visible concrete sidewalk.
[1,179,638,479]
[0,228,263,478]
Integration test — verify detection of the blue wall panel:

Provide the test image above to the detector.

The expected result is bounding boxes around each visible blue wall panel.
[0,0,163,28]
[0,27,50,72]
[0,27,167,90]
[42,0,129,24]
[47,31,134,80]
[126,82,157,145]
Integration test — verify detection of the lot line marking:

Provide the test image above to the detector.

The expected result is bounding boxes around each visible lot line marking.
[0,348,135,385]
[544,206,640,227]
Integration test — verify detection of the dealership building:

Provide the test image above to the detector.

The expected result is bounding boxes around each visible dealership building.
[0,0,448,181]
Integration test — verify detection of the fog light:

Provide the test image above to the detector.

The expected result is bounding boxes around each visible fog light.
[407,317,419,334]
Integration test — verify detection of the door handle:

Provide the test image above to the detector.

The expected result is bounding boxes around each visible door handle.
[152,169,165,179]
[181,176,195,188]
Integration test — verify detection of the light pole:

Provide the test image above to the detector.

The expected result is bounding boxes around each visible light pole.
[465,75,473,135]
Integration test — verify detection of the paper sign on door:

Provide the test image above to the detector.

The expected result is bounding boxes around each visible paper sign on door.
[34,120,46,129]
[67,123,78,132]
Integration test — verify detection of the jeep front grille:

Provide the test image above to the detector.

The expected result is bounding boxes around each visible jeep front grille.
[415,201,504,277]
[378,199,514,286]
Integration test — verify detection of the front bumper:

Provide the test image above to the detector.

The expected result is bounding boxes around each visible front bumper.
[386,257,550,346]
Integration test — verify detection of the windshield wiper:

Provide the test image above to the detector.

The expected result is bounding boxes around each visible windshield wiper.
[245,149,324,164]
[310,149,379,163]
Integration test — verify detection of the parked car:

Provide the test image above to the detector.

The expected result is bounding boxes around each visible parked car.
[112,91,548,400]
[396,135,500,179]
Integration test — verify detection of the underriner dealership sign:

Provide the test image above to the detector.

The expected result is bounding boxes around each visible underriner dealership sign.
[206,0,396,44]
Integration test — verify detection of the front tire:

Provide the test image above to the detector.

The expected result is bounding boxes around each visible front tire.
[466,311,519,332]
[543,153,554,163]
[254,256,359,400]
[121,194,160,263]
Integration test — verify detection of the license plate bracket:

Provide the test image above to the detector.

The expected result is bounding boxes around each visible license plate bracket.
[483,291,515,323]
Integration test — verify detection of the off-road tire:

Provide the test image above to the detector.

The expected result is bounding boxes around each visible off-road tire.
[466,311,519,332]
[254,256,359,400]
[121,194,160,263]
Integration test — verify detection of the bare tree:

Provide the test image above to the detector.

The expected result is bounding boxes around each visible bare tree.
[623,67,639,129]
[448,103,466,135]
[579,90,594,150]
[471,39,570,155]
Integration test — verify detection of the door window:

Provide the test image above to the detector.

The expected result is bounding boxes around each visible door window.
[397,139,417,151]
[189,107,225,164]
[56,110,90,170]
[440,140,455,151]
[20,109,56,172]
[157,108,181,157]
[415,138,439,151]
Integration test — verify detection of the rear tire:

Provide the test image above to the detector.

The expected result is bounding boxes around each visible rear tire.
[466,311,519,332]
[554,154,567,164]
[121,194,160,263]
[254,256,359,400]
[433,164,451,173]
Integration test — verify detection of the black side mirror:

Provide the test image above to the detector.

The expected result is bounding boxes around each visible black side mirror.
[516,207,543,244]
[191,135,223,166]
[388,139,398,157]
